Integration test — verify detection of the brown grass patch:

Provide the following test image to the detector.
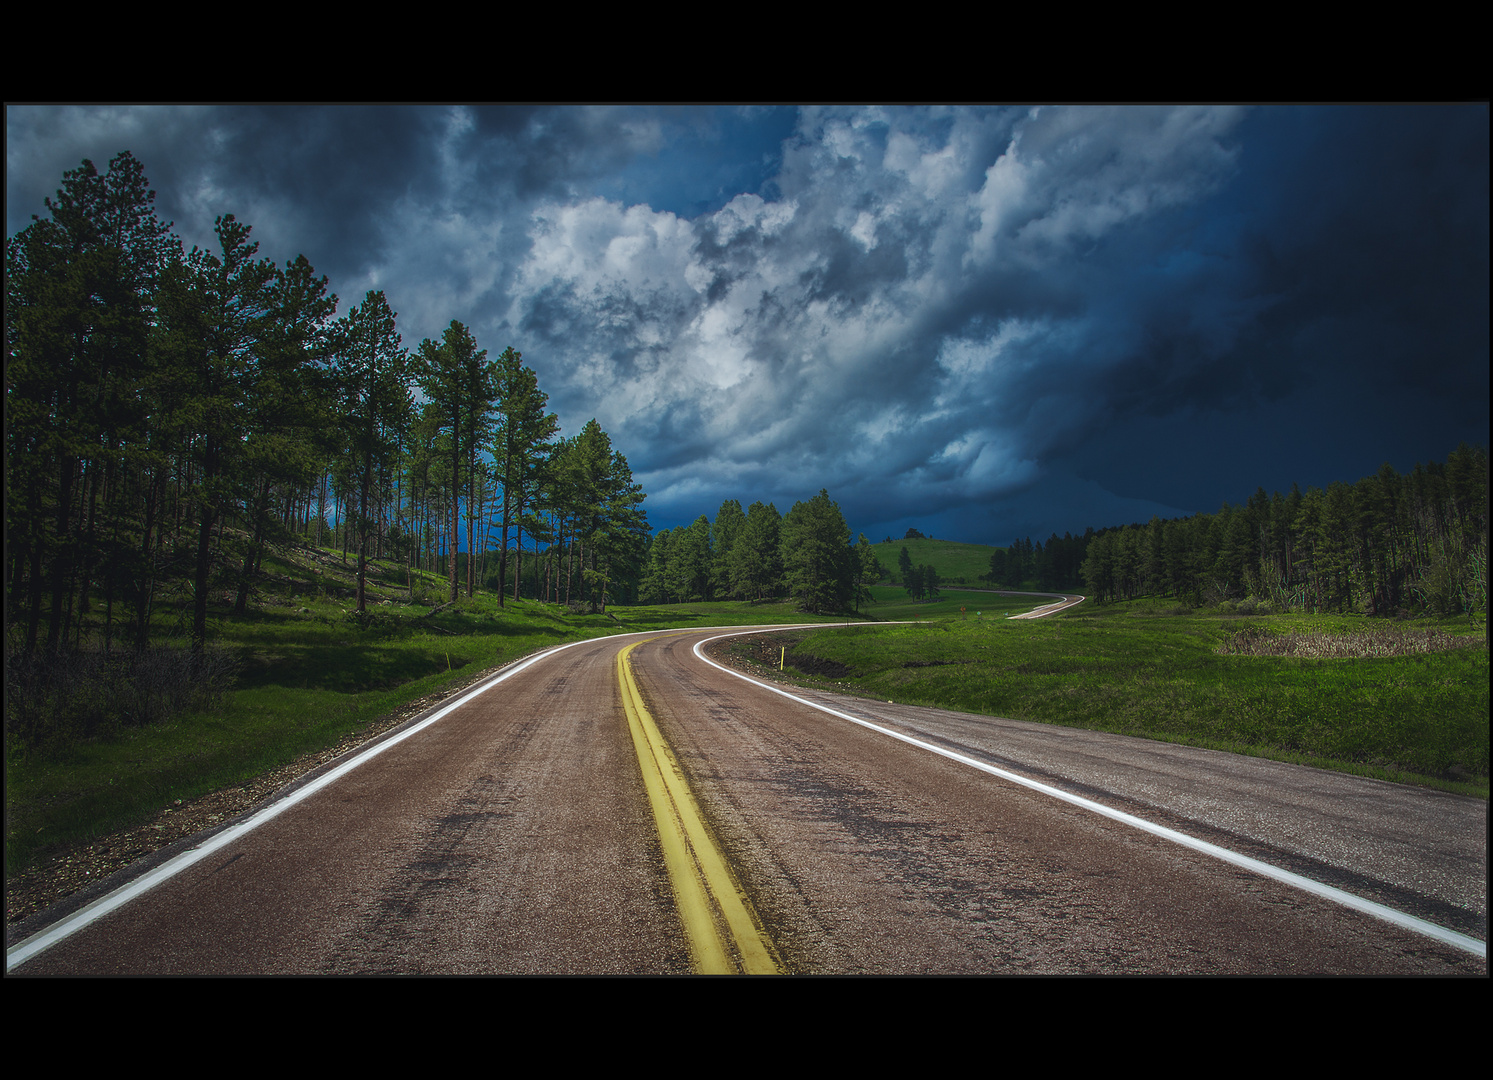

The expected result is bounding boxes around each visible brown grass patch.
[1219,625,1484,659]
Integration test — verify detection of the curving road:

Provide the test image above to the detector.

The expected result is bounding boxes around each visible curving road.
[1002,591,1085,618]
[939,586,1085,618]
[8,619,1485,975]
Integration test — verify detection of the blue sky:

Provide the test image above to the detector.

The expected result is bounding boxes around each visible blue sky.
[8,105,1487,545]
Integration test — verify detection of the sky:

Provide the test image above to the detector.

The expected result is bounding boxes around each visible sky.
[8,104,1488,545]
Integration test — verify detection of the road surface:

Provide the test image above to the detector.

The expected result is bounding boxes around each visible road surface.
[8,622,1485,975]
[941,586,1086,619]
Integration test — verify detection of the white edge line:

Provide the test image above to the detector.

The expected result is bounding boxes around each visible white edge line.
[691,631,1487,960]
[1006,593,1085,619]
[6,623,817,972]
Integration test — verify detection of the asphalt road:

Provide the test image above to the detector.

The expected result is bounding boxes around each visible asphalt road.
[8,624,1486,975]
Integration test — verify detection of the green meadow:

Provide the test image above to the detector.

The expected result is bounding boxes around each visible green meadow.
[774,596,1488,797]
[857,583,1039,621]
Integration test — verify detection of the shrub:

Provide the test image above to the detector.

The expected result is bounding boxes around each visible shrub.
[5,645,239,754]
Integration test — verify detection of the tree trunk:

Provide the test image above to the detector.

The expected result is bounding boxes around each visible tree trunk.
[498,478,511,608]
[46,455,77,653]
[449,447,460,604]
[136,467,162,649]
[234,475,268,615]
[357,451,372,614]
[194,504,215,652]
[513,492,525,602]
[466,446,476,597]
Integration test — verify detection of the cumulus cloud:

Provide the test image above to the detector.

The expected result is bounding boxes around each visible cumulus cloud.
[494,106,1261,530]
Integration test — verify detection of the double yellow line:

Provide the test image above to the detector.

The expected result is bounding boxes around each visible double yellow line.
[617,639,784,974]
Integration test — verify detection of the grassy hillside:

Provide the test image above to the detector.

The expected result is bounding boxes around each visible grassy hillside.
[870,537,1003,586]
[858,585,1037,621]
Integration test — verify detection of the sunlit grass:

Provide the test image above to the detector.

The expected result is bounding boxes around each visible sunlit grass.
[857,584,1037,621]
[869,537,1003,585]
[778,602,1488,796]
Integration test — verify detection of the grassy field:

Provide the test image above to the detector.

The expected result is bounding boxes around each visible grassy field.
[771,597,1489,797]
[869,537,1002,585]
[3,546,830,879]
[857,583,1038,621]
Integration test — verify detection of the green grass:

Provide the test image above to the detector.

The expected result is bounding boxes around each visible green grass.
[870,537,1003,586]
[774,598,1489,797]
[4,546,831,880]
[857,584,1037,622]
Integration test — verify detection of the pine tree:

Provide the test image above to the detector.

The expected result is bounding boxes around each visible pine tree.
[711,500,746,599]
[153,215,279,649]
[230,255,339,616]
[560,420,648,610]
[670,516,713,602]
[855,534,882,611]
[491,348,558,605]
[6,152,177,652]
[336,291,410,614]
[730,502,783,601]
[415,321,492,603]
[782,490,854,613]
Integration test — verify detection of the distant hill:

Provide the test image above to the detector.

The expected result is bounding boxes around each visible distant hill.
[870,537,999,586]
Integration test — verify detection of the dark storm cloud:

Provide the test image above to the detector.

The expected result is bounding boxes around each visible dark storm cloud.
[1199,106,1486,399]
[7,105,437,283]
[468,105,658,199]
[8,104,1486,543]
[1060,105,1489,521]
[181,105,436,269]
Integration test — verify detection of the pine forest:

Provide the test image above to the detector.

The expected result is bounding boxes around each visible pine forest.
[6,153,650,659]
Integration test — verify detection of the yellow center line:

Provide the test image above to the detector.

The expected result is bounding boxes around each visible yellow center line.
[617,638,784,975]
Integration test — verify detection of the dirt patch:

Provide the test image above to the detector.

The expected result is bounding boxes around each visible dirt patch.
[786,652,852,678]
[712,632,859,681]
[1219,625,1485,659]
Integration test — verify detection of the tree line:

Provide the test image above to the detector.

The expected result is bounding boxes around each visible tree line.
[1076,446,1488,617]
[980,532,1091,593]
[639,446,1485,622]
[975,448,1487,620]
[895,547,942,600]
[6,152,650,656]
[639,491,882,614]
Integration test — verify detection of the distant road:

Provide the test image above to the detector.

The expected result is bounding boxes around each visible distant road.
[944,586,1086,618]
[9,624,1483,975]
